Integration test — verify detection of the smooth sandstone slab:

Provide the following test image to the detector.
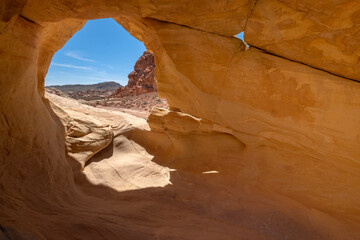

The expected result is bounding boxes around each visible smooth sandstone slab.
[148,108,234,134]
[245,0,360,81]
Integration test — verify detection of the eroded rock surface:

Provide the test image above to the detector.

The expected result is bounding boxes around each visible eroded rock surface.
[111,51,156,97]
[245,0,360,81]
[1,1,360,240]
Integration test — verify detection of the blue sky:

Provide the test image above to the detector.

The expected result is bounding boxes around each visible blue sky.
[46,18,245,86]
[45,18,146,86]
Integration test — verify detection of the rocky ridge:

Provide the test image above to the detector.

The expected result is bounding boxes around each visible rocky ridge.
[46,87,116,101]
[111,51,157,97]
[48,81,121,92]
[46,81,121,100]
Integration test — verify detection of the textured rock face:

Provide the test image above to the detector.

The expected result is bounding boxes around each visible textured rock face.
[1,0,360,240]
[245,0,360,81]
[111,51,156,97]
[50,101,113,170]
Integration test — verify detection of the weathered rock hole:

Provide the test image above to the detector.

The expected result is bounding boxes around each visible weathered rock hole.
[236,31,249,47]
[45,18,167,118]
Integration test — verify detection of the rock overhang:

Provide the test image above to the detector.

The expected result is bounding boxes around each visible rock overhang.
[1,0,360,239]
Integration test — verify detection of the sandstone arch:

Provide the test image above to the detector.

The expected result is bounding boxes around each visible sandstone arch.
[1,1,360,239]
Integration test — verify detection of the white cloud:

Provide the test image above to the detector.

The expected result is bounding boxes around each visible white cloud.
[64,51,96,62]
[101,64,114,69]
[51,62,92,70]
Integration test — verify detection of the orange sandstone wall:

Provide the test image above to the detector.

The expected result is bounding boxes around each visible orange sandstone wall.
[1,0,360,239]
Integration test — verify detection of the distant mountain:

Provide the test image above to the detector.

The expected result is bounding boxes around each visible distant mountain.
[47,81,122,92]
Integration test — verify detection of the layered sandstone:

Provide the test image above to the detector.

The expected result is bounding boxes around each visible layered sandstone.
[1,1,360,240]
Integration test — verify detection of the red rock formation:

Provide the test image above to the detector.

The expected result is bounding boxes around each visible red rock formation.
[111,51,156,97]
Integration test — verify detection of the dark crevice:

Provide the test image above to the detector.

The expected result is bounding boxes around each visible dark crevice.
[0,225,12,240]
[243,0,258,34]
[250,45,360,83]
[144,17,238,39]
[18,15,39,25]
[146,15,359,83]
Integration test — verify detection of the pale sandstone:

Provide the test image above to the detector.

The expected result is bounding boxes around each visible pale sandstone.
[50,101,113,170]
[1,1,360,240]
[47,93,171,192]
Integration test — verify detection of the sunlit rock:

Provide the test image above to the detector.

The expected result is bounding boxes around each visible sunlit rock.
[1,0,360,239]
